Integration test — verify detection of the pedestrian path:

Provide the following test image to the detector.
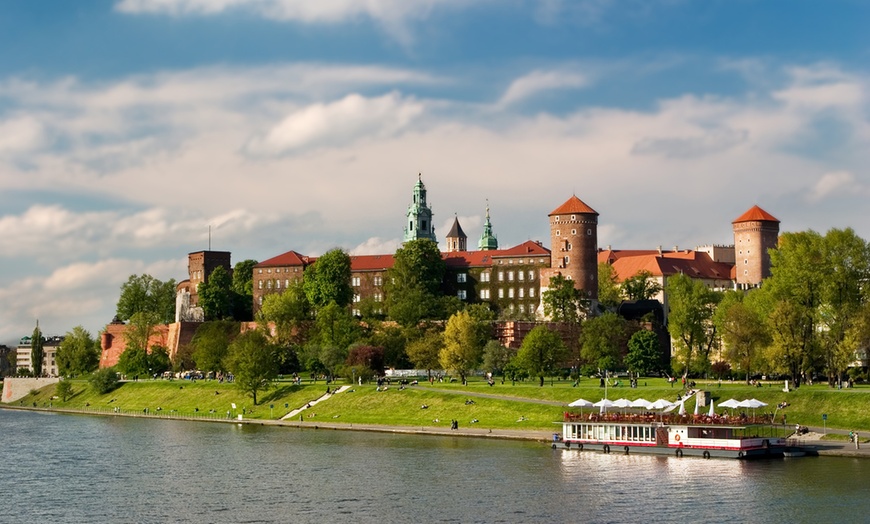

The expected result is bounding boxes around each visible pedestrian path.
[282,385,351,420]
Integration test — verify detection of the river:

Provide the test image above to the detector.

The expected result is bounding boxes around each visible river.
[1,409,868,523]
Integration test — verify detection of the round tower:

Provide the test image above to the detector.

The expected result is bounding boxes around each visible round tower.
[733,205,780,289]
[547,195,599,301]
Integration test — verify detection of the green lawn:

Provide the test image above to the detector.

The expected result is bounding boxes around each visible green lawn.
[10,376,870,432]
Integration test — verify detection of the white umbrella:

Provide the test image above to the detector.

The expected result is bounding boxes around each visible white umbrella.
[737,398,767,409]
[630,398,653,409]
[693,398,700,416]
[650,399,675,410]
[612,398,633,409]
[678,400,686,416]
[719,398,741,409]
[707,399,715,417]
[568,398,594,408]
[594,398,615,414]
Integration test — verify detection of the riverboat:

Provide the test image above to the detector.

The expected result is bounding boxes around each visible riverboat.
[556,412,787,459]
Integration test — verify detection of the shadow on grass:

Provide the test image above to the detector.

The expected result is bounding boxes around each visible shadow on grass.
[259,384,304,405]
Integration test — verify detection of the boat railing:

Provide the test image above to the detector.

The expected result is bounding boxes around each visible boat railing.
[563,411,775,426]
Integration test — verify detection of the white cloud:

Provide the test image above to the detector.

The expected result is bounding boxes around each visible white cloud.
[349,237,401,256]
[246,92,424,155]
[808,171,864,203]
[0,115,46,154]
[499,69,589,106]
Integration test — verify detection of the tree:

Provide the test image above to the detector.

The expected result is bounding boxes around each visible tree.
[346,345,385,378]
[580,312,632,371]
[191,321,238,373]
[120,311,161,377]
[149,346,171,374]
[406,329,443,380]
[621,270,662,302]
[56,326,99,377]
[258,279,311,346]
[314,301,361,353]
[482,340,516,381]
[116,274,177,323]
[224,329,278,405]
[625,329,662,376]
[440,310,486,383]
[597,262,622,309]
[303,248,353,310]
[516,325,568,386]
[542,274,585,323]
[89,367,120,394]
[232,259,258,321]
[199,265,235,321]
[714,291,769,383]
[666,273,721,375]
[55,380,74,402]
[30,323,44,377]
[117,345,150,378]
[386,239,446,325]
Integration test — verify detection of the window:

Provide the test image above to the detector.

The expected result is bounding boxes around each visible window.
[571,215,576,220]
[519,304,525,313]
[352,309,360,317]
[530,288,535,298]
[285,279,289,288]
[353,294,361,303]
[518,271,524,281]
[267,268,272,273]
[508,271,514,281]
[457,273,467,283]
[258,269,262,274]
[457,290,467,300]
[352,276,361,287]
[498,271,505,282]
[519,288,525,298]
[374,276,382,286]
[556,230,561,236]
[528,270,535,281]
[258,297,263,306]
[267,280,272,289]
[258,280,263,290]
[275,280,281,289]
[509,288,515,298]
[481,272,490,283]
[374,293,382,302]
[481,289,490,299]
[555,215,560,222]
[564,256,569,266]
[744,259,748,265]
[587,229,592,236]
[498,288,504,299]
[572,229,577,235]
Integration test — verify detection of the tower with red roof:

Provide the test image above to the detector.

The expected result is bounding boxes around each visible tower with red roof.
[544,195,599,303]
[732,205,780,288]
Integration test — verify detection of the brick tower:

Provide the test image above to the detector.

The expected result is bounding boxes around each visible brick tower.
[732,205,779,289]
[445,215,467,252]
[543,195,599,302]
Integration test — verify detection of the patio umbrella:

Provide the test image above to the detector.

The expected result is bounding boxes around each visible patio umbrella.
[630,398,653,409]
[707,399,715,417]
[613,398,633,409]
[718,398,741,409]
[650,399,675,410]
[693,398,700,416]
[594,398,615,414]
[568,398,594,408]
[678,400,686,416]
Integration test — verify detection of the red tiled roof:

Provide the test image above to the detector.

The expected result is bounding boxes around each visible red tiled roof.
[732,205,779,224]
[350,254,395,271]
[549,195,598,216]
[256,250,312,267]
[603,250,734,282]
[442,241,550,269]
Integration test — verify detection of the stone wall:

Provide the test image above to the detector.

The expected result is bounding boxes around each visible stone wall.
[2,377,60,403]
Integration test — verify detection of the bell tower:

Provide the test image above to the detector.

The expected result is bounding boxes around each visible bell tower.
[403,174,436,243]
[445,215,467,252]
[478,201,499,251]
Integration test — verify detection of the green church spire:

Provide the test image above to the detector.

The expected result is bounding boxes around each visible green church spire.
[478,201,498,250]
[403,173,436,243]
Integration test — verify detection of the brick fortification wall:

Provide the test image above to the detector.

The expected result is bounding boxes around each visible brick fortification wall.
[2,377,60,403]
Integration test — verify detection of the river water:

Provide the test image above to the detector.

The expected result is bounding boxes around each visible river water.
[1,409,868,523]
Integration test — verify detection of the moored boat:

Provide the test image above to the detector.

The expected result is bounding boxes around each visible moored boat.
[555,412,787,459]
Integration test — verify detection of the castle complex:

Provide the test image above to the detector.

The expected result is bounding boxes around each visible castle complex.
[94,175,780,370]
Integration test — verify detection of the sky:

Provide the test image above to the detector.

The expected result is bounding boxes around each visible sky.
[1,0,869,345]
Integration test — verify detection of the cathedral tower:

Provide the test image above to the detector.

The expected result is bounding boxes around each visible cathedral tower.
[478,202,499,251]
[544,195,599,301]
[445,215,467,252]
[733,205,779,289]
[403,174,436,243]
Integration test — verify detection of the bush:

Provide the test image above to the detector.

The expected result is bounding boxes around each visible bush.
[89,367,120,394]
[56,380,73,402]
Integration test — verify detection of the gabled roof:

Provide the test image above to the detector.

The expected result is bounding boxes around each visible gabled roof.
[733,205,779,224]
[549,195,598,216]
[443,241,551,269]
[601,249,734,282]
[256,250,312,268]
[446,216,467,238]
[350,254,395,272]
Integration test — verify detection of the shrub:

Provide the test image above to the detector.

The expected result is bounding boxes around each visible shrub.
[89,367,120,394]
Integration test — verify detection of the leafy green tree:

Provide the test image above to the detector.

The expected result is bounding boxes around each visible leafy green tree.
[89,367,120,394]
[386,239,446,325]
[597,262,622,309]
[516,325,568,386]
[624,329,662,376]
[440,310,486,383]
[258,279,311,346]
[580,312,632,371]
[224,329,278,405]
[191,321,238,373]
[714,291,769,383]
[621,270,662,301]
[117,345,150,377]
[482,340,516,381]
[199,266,235,321]
[315,301,362,352]
[231,259,258,321]
[55,380,74,402]
[120,311,161,377]
[406,329,443,380]
[56,326,99,377]
[542,274,585,323]
[303,248,353,310]
[666,273,721,375]
[30,324,44,377]
[116,274,177,323]
[149,346,171,374]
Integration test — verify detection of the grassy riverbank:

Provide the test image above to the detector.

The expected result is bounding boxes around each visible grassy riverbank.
[10,377,870,432]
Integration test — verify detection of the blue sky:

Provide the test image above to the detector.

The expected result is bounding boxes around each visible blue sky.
[1,0,869,345]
